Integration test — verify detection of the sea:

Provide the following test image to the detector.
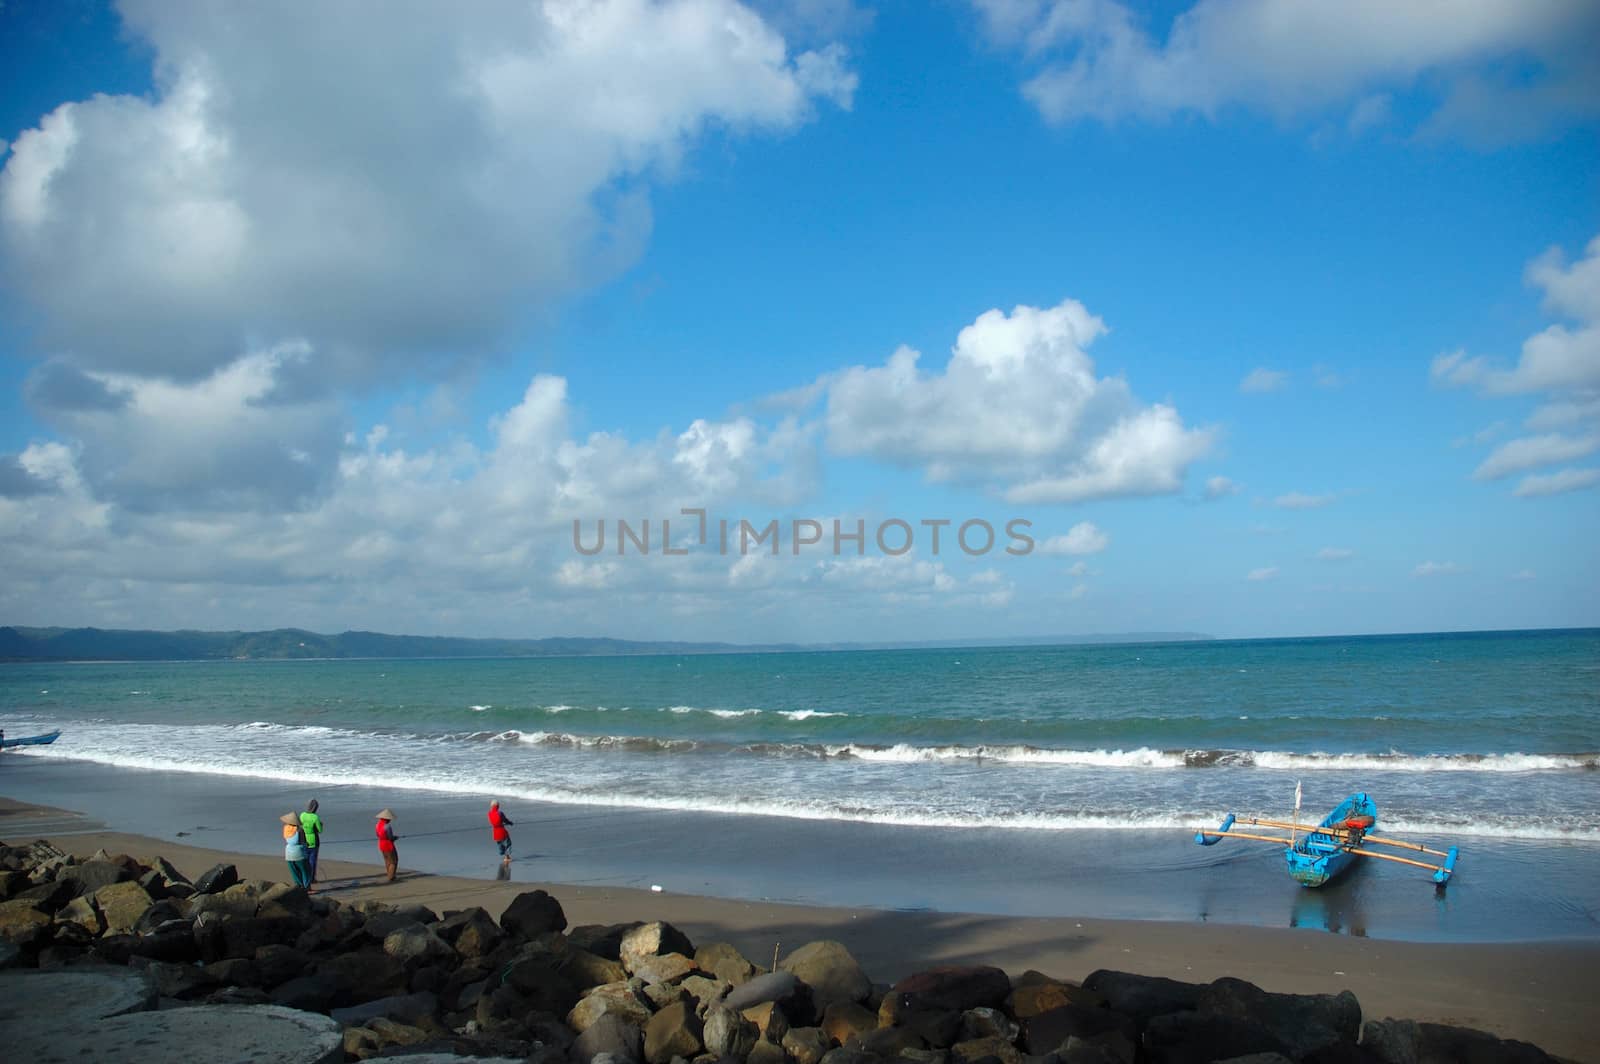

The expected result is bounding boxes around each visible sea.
[3,628,1597,941]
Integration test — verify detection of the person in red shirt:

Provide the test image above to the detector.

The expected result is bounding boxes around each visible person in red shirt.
[375,808,398,882]
[488,800,514,864]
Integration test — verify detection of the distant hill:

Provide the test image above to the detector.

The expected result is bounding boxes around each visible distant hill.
[0,625,1212,662]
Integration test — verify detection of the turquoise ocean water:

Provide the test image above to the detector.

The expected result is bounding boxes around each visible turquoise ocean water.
[3,629,1596,842]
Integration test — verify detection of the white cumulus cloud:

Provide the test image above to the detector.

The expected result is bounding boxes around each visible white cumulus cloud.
[1038,521,1109,555]
[1273,491,1334,510]
[823,298,1213,504]
[970,0,1600,141]
[1246,566,1278,582]
[1413,560,1464,577]
[1239,368,1287,393]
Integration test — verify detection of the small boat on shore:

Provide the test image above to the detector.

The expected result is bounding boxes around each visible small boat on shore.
[0,729,62,751]
[1196,790,1459,888]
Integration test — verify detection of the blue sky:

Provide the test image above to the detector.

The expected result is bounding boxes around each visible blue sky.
[1,0,1596,643]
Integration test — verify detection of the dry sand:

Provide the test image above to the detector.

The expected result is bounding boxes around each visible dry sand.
[3,796,1596,1061]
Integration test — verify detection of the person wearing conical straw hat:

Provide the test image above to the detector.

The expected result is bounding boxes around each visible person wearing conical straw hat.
[374,808,398,882]
[281,813,312,891]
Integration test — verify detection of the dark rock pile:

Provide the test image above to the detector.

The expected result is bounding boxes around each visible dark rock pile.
[0,839,1561,1063]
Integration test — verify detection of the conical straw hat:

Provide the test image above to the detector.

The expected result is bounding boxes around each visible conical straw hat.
[279,813,299,825]
[376,808,395,820]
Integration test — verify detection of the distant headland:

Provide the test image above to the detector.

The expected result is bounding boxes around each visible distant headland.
[0,625,1213,662]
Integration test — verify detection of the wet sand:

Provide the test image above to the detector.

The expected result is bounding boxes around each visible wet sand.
[3,795,1596,1061]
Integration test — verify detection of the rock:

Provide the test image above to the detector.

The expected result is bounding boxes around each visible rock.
[697,942,760,986]
[131,898,189,933]
[823,999,880,1045]
[952,1036,1024,1064]
[331,988,440,1027]
[93,880,155,934]
[136,870,170,899]
[782,1026,835,1064]
[1142,1011,1286,1064]
[130,925,200,964]
[727,969,815,1024]
[1360,1018,1557,1064]
[191,863,239,895]
[781,940,872,1011]
[0,898,53,947]
[1021,1004,1135,1055]
[818,1048,880,1064]
[0,967,159,1042]
[149,856,190,886]
[1199,978,1361,1059]
[570,922,642,960]
[1211,1055,1296,1064]
[642,980,688,1010]
[271,971,345,1011]
[254,942,313,987]
[1060,1032,1135,1064]
[749,1040,789,1064]
[962,1007,1018,1043]
[569,981,656,1033]
[632,951,698,986]
[742,1000,791,1043]
[900,1049,951,1064]
[384,923,455,967]
[15,878,77,912]
[259,882,313,916]
[501,889,569,939]
[900,1008,964,1048]
[1081,971,1204,1029]
[570,946,631,989]
[621,921,695,973]
[1010,980,1105,1019]
[883,967,1011,1024]
[574,1012,647,1064]
[13,998,344,1056]
[319,948,412,1004]
[644,999,704,1064]
[501,950,581,1014]
[57,894,104,934]
[128,956,218,1000]
[220,912,304,958]
[704,1004,761,1059]
[856,1026,926,1057]
[61,859,133,898]
[435,906,506,958]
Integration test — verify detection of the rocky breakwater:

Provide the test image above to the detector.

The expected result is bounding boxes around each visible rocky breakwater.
[0,838,1568,1064]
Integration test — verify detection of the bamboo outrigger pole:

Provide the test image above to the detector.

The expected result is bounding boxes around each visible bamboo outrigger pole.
[1193,828,1456,876]
[1239,817,1453,858]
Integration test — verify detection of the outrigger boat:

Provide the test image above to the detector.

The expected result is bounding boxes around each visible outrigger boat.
[0,729,62,751]
[1196,790,1459,888]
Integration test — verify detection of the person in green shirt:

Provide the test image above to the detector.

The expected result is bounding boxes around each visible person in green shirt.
[299,799,324,884]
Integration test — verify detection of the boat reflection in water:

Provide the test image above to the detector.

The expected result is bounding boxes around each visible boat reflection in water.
[1289,867,1369,936]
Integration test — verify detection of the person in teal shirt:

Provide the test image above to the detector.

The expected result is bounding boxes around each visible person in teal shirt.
[299,799,324,884]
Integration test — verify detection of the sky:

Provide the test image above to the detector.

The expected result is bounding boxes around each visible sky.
[0,0,1597,645]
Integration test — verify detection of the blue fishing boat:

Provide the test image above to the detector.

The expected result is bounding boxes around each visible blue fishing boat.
[1286,792,1377,886]
[1196,790,1459,888]
[0,729,61,750]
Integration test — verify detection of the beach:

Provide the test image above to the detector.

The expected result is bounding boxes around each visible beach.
[4,775,1598,1060]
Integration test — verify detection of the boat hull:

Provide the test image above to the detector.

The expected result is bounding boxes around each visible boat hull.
[0,729,61,750]
[1286,792,1376,888]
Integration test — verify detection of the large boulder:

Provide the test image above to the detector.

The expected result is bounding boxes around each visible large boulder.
[781,940,872,1012]
[727,969,816,1024]
[643,999,703,1064]
[704,1004,760,1060]
[742,1000,791,1044]
[61,860,133,898]
[1081,970,1204,1030]
[568,981,655,1034]
[501,890,568,939]
[883,966,1011,1023]
[14,878,77,913]
[620,922,694,973]
[822,1000,880,1045]
[1021,1003,1135,1055]
[782,1026,834,1064]
[1010,978,1105,1018]
[94,880,155,934]
[1199,977,1361,1058]
[319,948,412,1004]
[1143,1011,1286,1064]
[951,1035,1024,1064]
[219,912,303,959]
[191,863,239,895]
[568,947,629,990]
[0,898,53,948]
[569,922,641,961]
[572,1012,646,1064]
[697,941,760,985]
[435,906,505,959]
[1361,1018,1557,1064]
[384,923,456,967]
[630,952,696,986]
[330,989,440,1027]
[57,895,105,935]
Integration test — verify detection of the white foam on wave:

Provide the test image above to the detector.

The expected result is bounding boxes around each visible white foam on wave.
[1250,750,1597,772]
[780,710,845,721]
[836,743,1185,767]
